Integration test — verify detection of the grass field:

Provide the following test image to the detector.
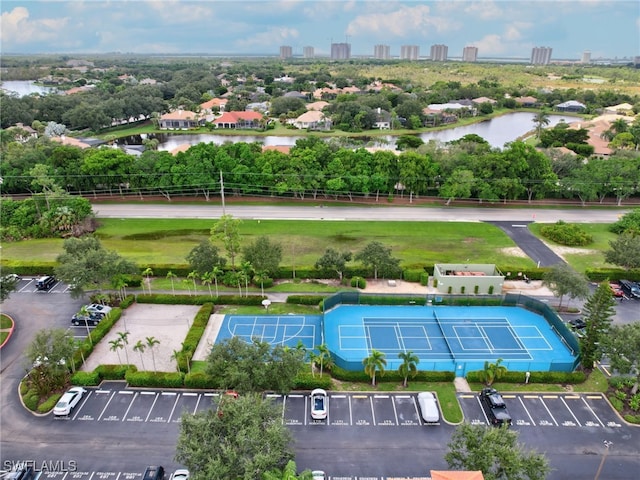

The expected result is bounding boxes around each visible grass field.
[2,218,537,270]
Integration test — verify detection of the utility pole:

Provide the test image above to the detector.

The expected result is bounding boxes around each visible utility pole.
[219,170,226,215]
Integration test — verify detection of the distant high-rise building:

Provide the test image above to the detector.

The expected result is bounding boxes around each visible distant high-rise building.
[331,42,351,60]
[303,46,315,59]
[373,44,391,60]
[581,50,591,64]
[400,45,419,60]
[430,44,448,61]
[279,46,293,59]
[462,46,478,62]
[530,46,552,65]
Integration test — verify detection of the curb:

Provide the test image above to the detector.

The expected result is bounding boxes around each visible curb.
[0,313,16,349]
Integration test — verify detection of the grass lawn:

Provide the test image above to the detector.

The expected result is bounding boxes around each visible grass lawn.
[2,218,536,269]
[1,314,14,329]
[528,223,619,272]
[0,332,9,344]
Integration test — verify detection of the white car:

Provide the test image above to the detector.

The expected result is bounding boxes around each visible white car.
[84,304,112,317]
[417,391,440,423]
[169,470,189,480]
[53,387,87,416]
[310,388,328,420]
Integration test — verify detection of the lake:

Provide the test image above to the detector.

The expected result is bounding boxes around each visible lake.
[125,112,575,151]
[1,80,58,96]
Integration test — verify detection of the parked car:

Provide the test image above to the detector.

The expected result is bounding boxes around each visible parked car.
[53,386,87,416]
[310,388,328,420]
[609,282,625,298]
[35,275,56,291]
[84,303,112,317]
[71,312,102,326]
[142,466,165,480]
[568,318,587,330]
[417,391,440,423]
[619,280,640,299]
[169,470,189,480]
[479,387,512,427]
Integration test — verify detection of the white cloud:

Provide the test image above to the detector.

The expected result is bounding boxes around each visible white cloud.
[235,27,300,48]
[463,1,503,20]
[147,0,215,24]
[0,6,70,47]
[346,5,459,38]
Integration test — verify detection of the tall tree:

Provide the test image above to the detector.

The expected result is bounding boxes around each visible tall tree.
[176,394,293,480]
[186,240,226,276]
[363,349,387,386]
[211,215,242,269]
[0,274,19,303]
[541,263,590,310]
[445,423,550,480]
[355,241,400,280]
[25,328,75,394]
[145,336,160,372]
[604,233,640,270]
[314,248,352,281]
[579,281,616,370]
[398,350,419,387]
[532,110,550,139]
[480,358,507,386]
[602,323,640,395]
[242,236,283,277]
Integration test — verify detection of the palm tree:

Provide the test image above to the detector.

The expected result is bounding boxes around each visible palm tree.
[363,349,387,386]
[235,271,244,296]
[133,340,146,370]
[211,266,223,297]
[111,274,129,301]
[142,267,154,294]
[481,358,508,386]
[145,336,160,371]
[77,305,93,342]
[187,270,199,293]
[182,278,192,295]
[533,110,550,139]
[398,350,420,387]
[117,331,131,365]
[201,271,213,296]
[170,349,182,373]
[166,271,177,295]
[241,261,253,297]
[255,270,269,297]
[314,344,334,377]
[109,338,123,365]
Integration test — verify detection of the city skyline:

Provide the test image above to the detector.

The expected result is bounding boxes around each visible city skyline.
[1,1,638,59]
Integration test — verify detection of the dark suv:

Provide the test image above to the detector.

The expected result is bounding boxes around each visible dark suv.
[143,466,165,480]
[479,387,512,427]
[619,279,640,299]
[36,275,56,291]
[71,312,102,326]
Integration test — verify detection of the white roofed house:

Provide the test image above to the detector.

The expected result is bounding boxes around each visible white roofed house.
[373,108,392,129]
[292,110,332,131]
[555,100,586,113]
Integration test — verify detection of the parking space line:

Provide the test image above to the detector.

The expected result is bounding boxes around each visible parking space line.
[282,395,288,424]
[122,392,139,421]
[349,396,353,425]
[97,390,111,394]
[144,393,160,422]
[161,392,177,396]
[167,393,181,422]
[391,397,399,426]
[192,393,202,414]
[140,391,155,395]
[542,395,558,399]
[560,397,581,426]
[458,394,475,398]
[586,395,603,399]
[411,396,422,425]
[539,398,558,426]
[96,391,117,421]
[72,390,93,421]
[518,396,536,426]
[370,396,376,425]
[581,397,605,427]
[182,392,197,396]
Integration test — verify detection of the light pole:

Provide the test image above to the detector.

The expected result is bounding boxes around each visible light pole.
[594,440,613,480]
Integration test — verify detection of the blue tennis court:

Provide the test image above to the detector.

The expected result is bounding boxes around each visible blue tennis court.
[216,314,323,349]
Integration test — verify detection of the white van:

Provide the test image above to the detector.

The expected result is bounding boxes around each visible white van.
[417,391,440,423]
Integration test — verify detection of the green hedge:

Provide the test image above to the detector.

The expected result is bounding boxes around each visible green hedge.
[120,294,136,309]
[71,370,101,386]
[0,262,57,276]
[136,293,264,306]
[585,268,640,282]
[37,393,63,414]
[287,295,326,305]
[293,371,333,390]
[125,370,185,388]
[330,365,454,383]
[72,308,122,368]
[540,221,593,246]
[403,269,424,282]
[184,372,218,389]
[96,364,135,380]
[350,277,366,289]
[466,370,586,384]
[23,388,40,411]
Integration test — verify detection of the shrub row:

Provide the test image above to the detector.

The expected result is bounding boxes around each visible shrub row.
[37,393,63,414]
[126,370,185,388]
[287,295,326,306]
[0,262,56,276]
[178,303,214,372]
[585,268,640,282]
[466,370,586,384]
[135,293,264,306]
[350,277,366,289]
[72,308,123,369]
[96,364,134,380]
[540,221,593,246]
[330,365,454,383]
[293,371,334,390]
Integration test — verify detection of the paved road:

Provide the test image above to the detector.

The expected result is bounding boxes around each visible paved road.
[488,221,565,267]
[92,204,631,223]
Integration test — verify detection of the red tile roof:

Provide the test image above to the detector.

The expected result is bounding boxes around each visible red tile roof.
[213,111,263,124]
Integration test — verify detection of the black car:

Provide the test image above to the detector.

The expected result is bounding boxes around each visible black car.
[479,387,512,427]
[568,318,587,330]
[619,279,640,299]
[71,312,102,326]
[35,275,56,291]
[143,466,165,480]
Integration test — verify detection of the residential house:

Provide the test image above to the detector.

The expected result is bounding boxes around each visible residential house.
[555,100,586,113]
[213,111,263,129]
[514,96,538,107]
[245,101,270,114]
[472,96,497,105]
[604,103,634,116]
[158,110,202,130]
[283,91,308,100]
[291,110,332,131]
[262,145,292,154]
[313,86,341,100]
[423,107,458,126]
[367,80,402,93]
[50,135,92,149]
[373,108,392,129]
[306,101,330,111]
[568,119,613,156]
[200,98,228,119]
[8,123,38,142]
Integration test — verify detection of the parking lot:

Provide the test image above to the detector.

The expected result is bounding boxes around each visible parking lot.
[458,391,623,429]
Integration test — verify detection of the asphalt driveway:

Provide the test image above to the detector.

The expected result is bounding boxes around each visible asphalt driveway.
[487,221,564,267]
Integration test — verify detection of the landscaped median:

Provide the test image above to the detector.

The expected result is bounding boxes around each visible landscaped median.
[0,313,15,348]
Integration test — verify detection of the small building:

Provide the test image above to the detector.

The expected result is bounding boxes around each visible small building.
[212,111,263,129]
[555,100,586,113]
[514,96,538,107]
[158,110,202,130]
[433,263,504,295]
[373,108,392,129]
[291,110,332,131]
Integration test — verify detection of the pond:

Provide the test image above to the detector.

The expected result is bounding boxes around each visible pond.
[1,80,58,97]
[117,112,575,151]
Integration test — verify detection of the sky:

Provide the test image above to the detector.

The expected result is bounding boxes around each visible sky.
[1,1,639,59]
